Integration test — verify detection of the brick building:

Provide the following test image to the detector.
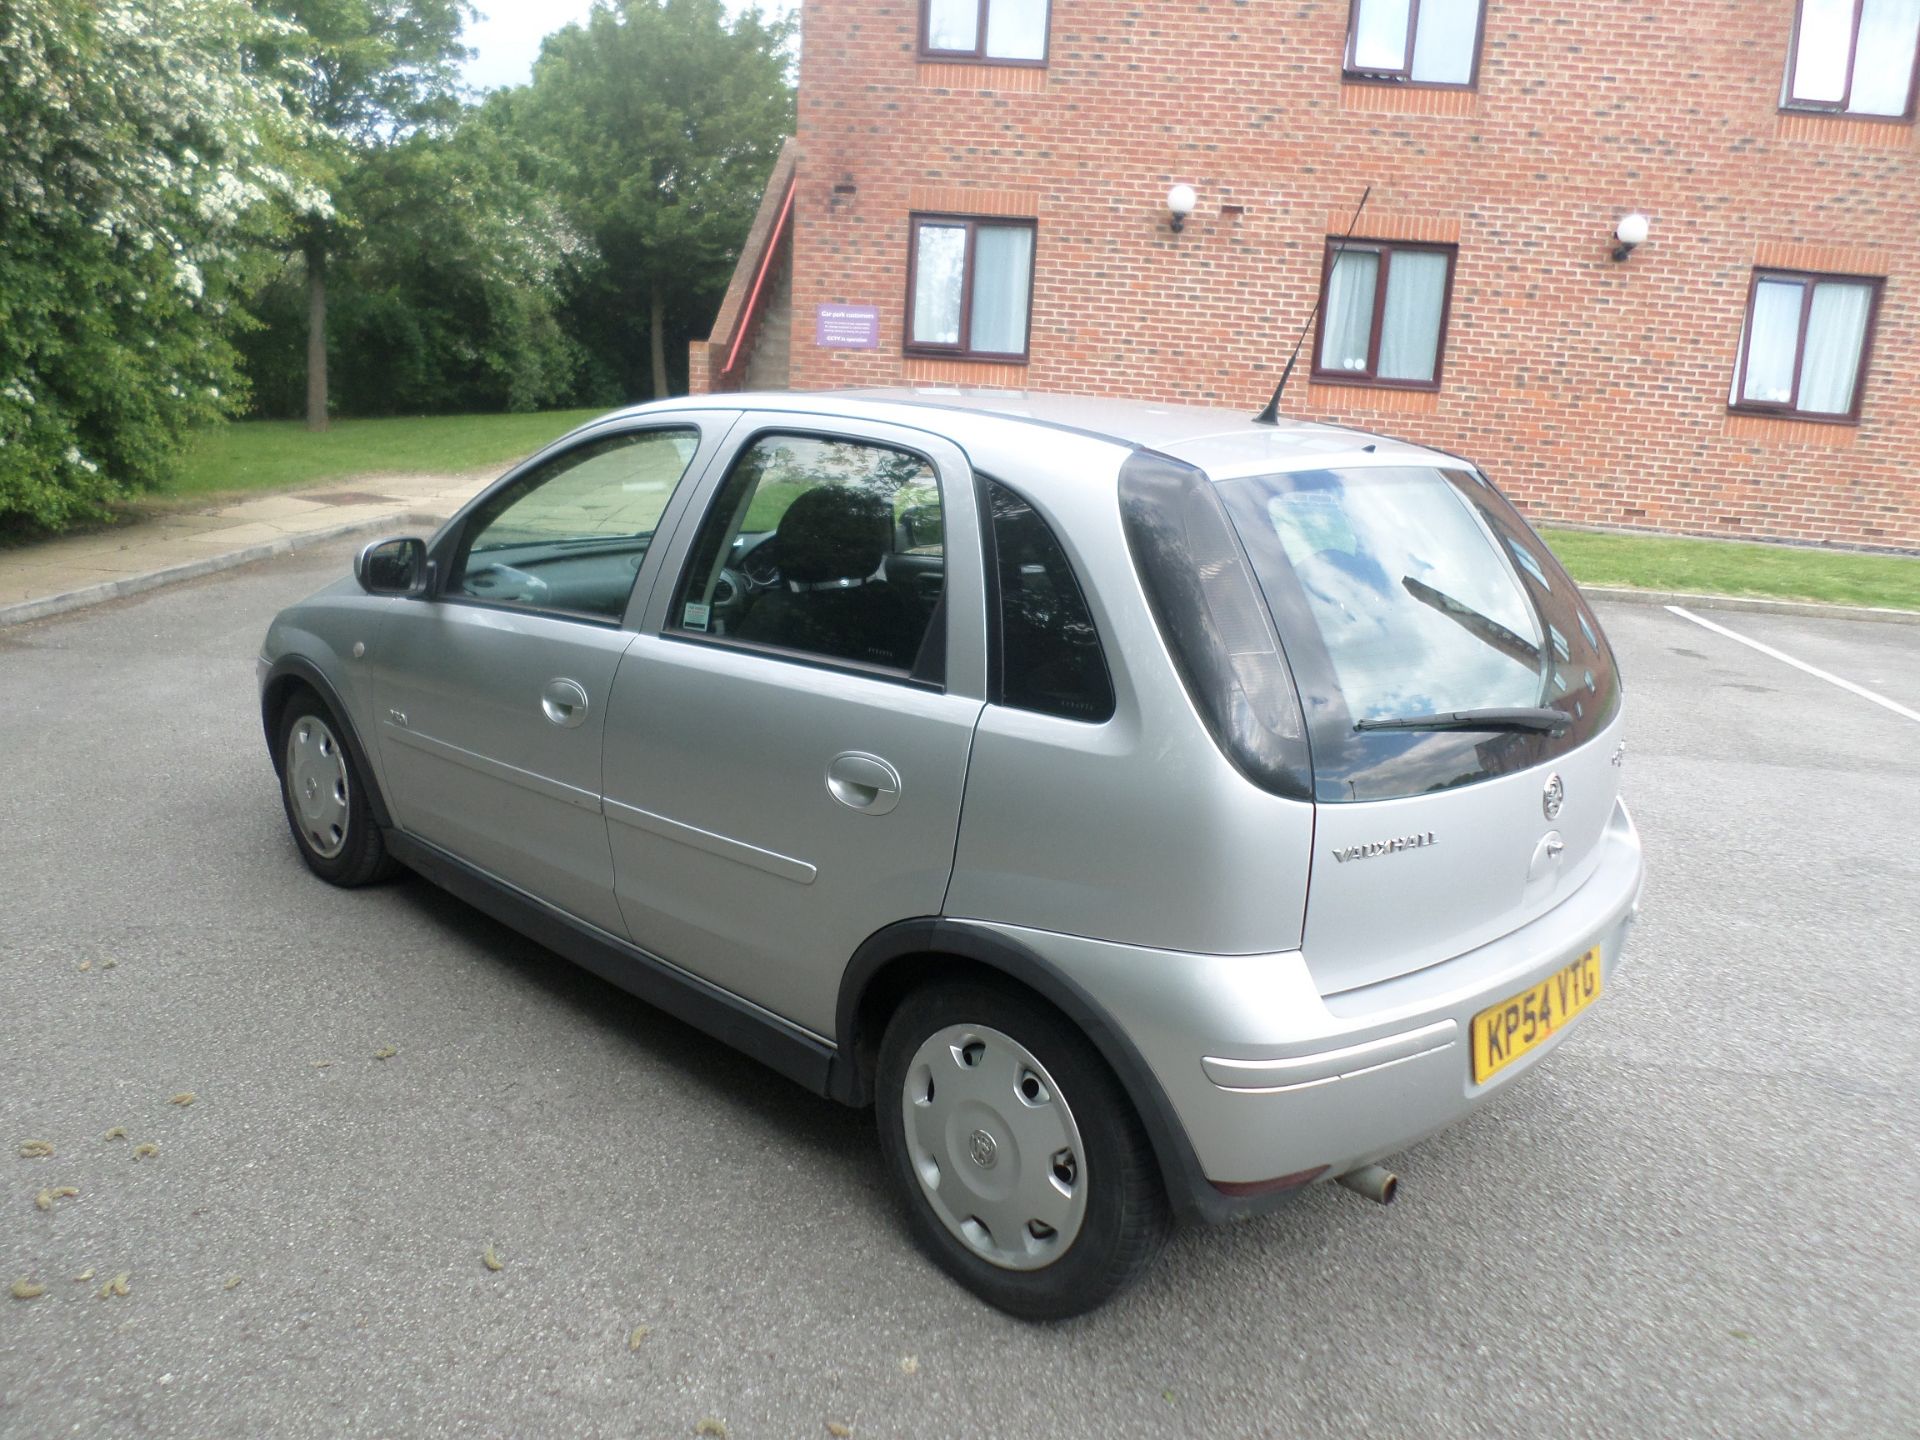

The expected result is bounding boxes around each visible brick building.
[692,0,1920,549]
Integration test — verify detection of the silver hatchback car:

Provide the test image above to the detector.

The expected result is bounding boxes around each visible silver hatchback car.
[260,391,1643,1318]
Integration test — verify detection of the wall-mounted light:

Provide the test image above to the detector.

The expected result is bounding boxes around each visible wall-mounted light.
[1611,212,1650,262]
[1167,184,1198,234]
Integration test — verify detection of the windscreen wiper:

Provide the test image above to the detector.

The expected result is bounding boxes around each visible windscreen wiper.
[1354,706,1572,735]
[1402,576,1542,668]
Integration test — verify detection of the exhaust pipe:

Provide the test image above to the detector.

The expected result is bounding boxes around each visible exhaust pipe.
[1336,1165,1399,1205]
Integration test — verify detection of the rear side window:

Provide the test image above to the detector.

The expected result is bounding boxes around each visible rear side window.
[986,481,1113,722]
[1216,465,1620,802]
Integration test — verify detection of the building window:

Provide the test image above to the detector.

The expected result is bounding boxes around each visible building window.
[921,0,1050,64]
[1731,270,1881,421]
[1344,0,1485,86]
[1784,0,1920,119]
[906,215,1036,362]
[1312,240,1457,389]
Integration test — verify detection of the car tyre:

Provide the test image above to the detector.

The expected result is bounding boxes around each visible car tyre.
[276,692,399,887]
[876,977,1171,1320]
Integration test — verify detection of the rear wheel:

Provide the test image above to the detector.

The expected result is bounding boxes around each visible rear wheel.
[276,693,398,887]
[876,978,1171,1319]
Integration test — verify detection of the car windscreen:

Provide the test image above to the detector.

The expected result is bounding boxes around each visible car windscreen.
[1216,465,1620,802]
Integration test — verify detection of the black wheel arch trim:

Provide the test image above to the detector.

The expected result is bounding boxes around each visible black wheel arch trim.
[830,918,1258,1225]
[260,656,394,830]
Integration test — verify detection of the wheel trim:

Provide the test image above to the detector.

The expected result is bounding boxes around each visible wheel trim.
[901,1022,1088,1271]
[285,715,351,860]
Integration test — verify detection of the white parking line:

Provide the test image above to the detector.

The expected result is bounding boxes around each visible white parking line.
[1666,605,1920,725]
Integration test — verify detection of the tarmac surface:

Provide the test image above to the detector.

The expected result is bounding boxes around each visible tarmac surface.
[2,540,1915,1439]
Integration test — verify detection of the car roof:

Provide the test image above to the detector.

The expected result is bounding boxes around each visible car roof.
[603,388,1468,481]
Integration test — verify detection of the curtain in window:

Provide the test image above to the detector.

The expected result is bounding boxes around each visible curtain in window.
[912,225,969,346]
[1791,0,1856,102]
[1351,0,1412,70]
[926,0,979,52]
[1377,251,1449,382]
[1850,0,1920,114]
[985,0,1049,60]
[969,225,1034,354]
[1741,279,1805,405]
[1409,0,1481,83]
[1797,281,1873,413]
[1319,249,1379,371]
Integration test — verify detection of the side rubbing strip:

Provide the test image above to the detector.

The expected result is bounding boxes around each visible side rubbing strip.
[603,798,818,885]
[381,723,601,813]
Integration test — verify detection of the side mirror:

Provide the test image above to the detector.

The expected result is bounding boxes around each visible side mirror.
[354,536,429,596]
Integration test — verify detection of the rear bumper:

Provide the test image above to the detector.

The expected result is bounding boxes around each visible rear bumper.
[970,797,1644,1219]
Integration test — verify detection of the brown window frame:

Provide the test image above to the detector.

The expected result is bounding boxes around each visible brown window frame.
[1342,0,1486,89]
[1781,0,1920,122]
[918,0,1052,67]
[1309,239,1459,392]
[903,214,1038,364]
[1729,268,1884,425]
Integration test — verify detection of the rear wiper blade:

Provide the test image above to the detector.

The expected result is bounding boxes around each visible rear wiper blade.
[1354,706,1572,735]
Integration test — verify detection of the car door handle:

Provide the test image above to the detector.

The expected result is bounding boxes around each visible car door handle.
[827,752,902,815]
[541,678,591,729]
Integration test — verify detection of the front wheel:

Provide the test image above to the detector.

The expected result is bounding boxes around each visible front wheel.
[876,979,1171,1319]
[276,693,398,887]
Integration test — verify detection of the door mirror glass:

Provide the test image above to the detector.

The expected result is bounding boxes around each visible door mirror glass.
[899,502,944,552]
[355,536,428,596]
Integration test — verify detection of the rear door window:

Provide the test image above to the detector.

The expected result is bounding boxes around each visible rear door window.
[666,433,946,680]
[1217,466,1619,801]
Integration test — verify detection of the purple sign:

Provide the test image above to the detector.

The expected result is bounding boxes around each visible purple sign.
[815,304,879,350]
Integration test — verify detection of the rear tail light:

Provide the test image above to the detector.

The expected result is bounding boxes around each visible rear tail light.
[1119,451,1313,800]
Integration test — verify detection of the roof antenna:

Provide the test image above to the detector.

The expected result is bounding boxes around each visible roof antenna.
[1253,183,1372,426]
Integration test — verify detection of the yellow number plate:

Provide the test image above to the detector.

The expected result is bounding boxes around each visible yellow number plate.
[1471,948,1603,1083]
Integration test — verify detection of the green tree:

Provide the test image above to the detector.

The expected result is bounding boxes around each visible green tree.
[521,0,793,401]
[239,100,591,417]
[252,0,473,428]
[0,0,317,533]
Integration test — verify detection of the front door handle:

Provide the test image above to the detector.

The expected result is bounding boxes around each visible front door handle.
[541,678,590,729]
[827,752,902,815]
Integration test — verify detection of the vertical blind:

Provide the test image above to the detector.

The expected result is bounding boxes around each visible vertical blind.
[969,225,1034,355]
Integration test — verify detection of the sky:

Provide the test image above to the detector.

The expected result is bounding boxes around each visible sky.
[460,0,798,93]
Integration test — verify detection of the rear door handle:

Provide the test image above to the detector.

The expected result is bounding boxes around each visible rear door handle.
[541,678,590,728]
[827,752,902,815]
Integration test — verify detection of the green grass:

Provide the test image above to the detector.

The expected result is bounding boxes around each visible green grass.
[1542,527,1920,611]
[166,410,606,503]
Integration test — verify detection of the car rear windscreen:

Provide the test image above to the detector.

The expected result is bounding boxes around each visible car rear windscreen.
[1216,465,1620,802]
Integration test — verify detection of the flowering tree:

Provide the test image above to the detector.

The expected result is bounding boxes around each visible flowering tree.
[0,0,320,532]
[252,0,473,429]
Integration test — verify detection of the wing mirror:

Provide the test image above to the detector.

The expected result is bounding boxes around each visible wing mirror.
[354,536,430,596]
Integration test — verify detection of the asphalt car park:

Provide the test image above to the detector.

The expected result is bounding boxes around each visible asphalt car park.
[2,540,1915,1438]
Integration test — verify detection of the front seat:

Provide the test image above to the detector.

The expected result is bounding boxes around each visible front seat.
[733,486,922,669]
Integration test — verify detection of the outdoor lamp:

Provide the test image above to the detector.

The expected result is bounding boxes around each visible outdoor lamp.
[1611,212,1650,262]
[1167,184,1198,234]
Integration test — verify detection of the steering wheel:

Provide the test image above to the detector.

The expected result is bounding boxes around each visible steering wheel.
[708,567,753,627]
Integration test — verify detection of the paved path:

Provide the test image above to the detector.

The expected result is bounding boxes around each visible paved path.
[0,470,495,626]
[1,541,1914,1439]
